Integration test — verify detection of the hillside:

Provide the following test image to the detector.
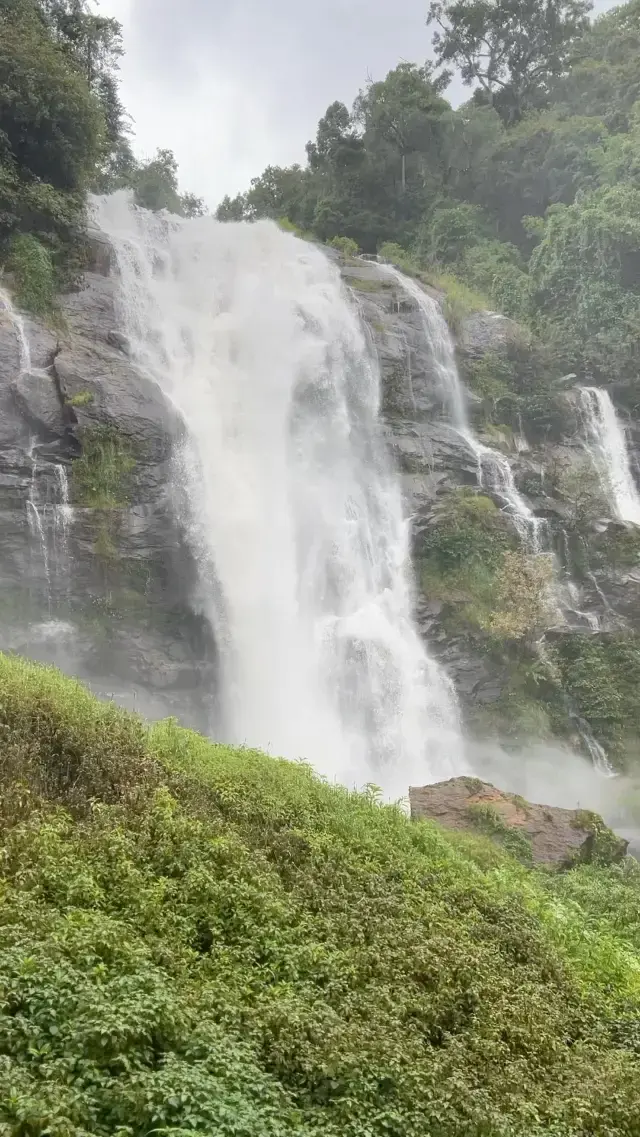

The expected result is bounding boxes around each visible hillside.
[0,654,640,1136]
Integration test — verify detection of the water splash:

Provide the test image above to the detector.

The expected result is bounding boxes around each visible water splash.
[92,191,464,794]
[377,264,545,551]
[578,386,640,525]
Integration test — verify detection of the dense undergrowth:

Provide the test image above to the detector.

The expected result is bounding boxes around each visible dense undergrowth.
[0,655,640,1136]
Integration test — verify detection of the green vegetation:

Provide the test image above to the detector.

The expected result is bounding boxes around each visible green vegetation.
[418,489,553,642]
[0,654,639,1135]
[328,235,360,257]
[71,426,135,508]
[218,0,640,386]
[65,389,94,408]
[7,234,56,319]
[346,275,388,293]
[554,635,640,761]
[465,801,533,864]
[0,0,204,313]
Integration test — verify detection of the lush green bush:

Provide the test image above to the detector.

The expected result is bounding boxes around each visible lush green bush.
[7,233,56,318]
[0,655,639,1135]
[328,234,360,257]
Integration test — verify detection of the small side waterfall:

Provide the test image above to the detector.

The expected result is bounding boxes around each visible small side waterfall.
[27,441,52,607]
[578,385,640,525]
[0,286,32,372]
[93,192,465,794]
[1,288,72,608]
[379,265,545,551]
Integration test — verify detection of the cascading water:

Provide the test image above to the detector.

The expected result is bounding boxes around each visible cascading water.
[0,286,32,372]
[1,288,73,611]
[378,265,545,552]
[92,192,463,794]
[578,386,640,526]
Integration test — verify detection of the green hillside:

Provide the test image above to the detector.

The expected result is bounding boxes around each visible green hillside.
[0,655,639,1136]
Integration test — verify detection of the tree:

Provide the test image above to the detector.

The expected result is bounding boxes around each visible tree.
[428,0,593,124]
[243,164,309,224]
[353,63,449,196]
[529,183,640,380]
[0,0,104,193]
[216,193,247,221]
[555,0,640,129]
[37,0,127,162]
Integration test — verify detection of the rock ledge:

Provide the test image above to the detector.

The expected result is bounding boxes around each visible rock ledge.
[410,777,628,867]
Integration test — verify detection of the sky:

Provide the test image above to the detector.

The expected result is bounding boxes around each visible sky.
[102,0,621,210]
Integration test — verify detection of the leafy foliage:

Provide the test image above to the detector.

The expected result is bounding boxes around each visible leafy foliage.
[0,655,639,1135]
[71,426,135,508]
[7,233,56,317]
[427,0,593,125]
[554,635,640,759]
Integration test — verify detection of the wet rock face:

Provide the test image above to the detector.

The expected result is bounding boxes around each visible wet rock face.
[0,262,216,733]
[410,777,628,867]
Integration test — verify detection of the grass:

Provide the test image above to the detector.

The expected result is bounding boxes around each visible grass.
[346,275,390,293]
[66,389,94,408]
[376,242,489,331]
[0,655,639,1134]
[71,425,135,508]
[6,233,57,321]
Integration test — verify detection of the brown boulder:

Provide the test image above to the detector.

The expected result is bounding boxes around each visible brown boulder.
[409,777,628,868]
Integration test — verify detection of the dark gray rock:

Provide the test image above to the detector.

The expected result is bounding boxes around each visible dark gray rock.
[11,370,65,438]
[458,311,521,360]
[54,342,180,463]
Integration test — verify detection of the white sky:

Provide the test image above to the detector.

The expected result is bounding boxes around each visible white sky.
[101,0,622,209]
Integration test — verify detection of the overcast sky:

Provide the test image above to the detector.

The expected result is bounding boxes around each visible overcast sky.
[102,0,621,209]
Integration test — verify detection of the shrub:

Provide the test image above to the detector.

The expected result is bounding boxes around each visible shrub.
[0,657,639,1134]
[7,233,56,318]
[328,235,359,257]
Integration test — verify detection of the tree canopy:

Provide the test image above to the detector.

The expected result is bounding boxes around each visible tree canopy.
[215,0,640,384]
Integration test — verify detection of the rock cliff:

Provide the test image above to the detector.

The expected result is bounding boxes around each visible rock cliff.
[0,232,216,729]
[1,238,639,768]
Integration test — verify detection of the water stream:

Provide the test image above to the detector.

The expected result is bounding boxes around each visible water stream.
[578,385,640,525]
[93,192,464,793]
[378,265,546,551]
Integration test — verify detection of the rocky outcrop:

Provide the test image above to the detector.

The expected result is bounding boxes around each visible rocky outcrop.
[0,245,216,732]
[410,777,628,867]
[2,238,639,763]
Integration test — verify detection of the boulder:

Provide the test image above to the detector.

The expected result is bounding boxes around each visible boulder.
[54,341,180,463]
[409,777,628,867]
[11,370,66,439]
[458,311,521,360]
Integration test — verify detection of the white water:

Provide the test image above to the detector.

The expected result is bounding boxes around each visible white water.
[92,192,463,794]
[26,441,51,605]
[0,286,32,372]
[1,288,73,603]
[378,265,545,551]
[579,386,640,526]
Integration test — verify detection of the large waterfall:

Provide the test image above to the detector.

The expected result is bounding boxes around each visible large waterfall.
[579,386,640,526]
[93,193,462,793]
[379,265,545,551]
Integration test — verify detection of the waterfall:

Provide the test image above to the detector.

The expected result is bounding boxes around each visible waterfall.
[0,286,32,372]
[92,192,463,794]
[1,289,73,608]
[578,386,640,526]
[378,265,545,551]
[27,441,52,606]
